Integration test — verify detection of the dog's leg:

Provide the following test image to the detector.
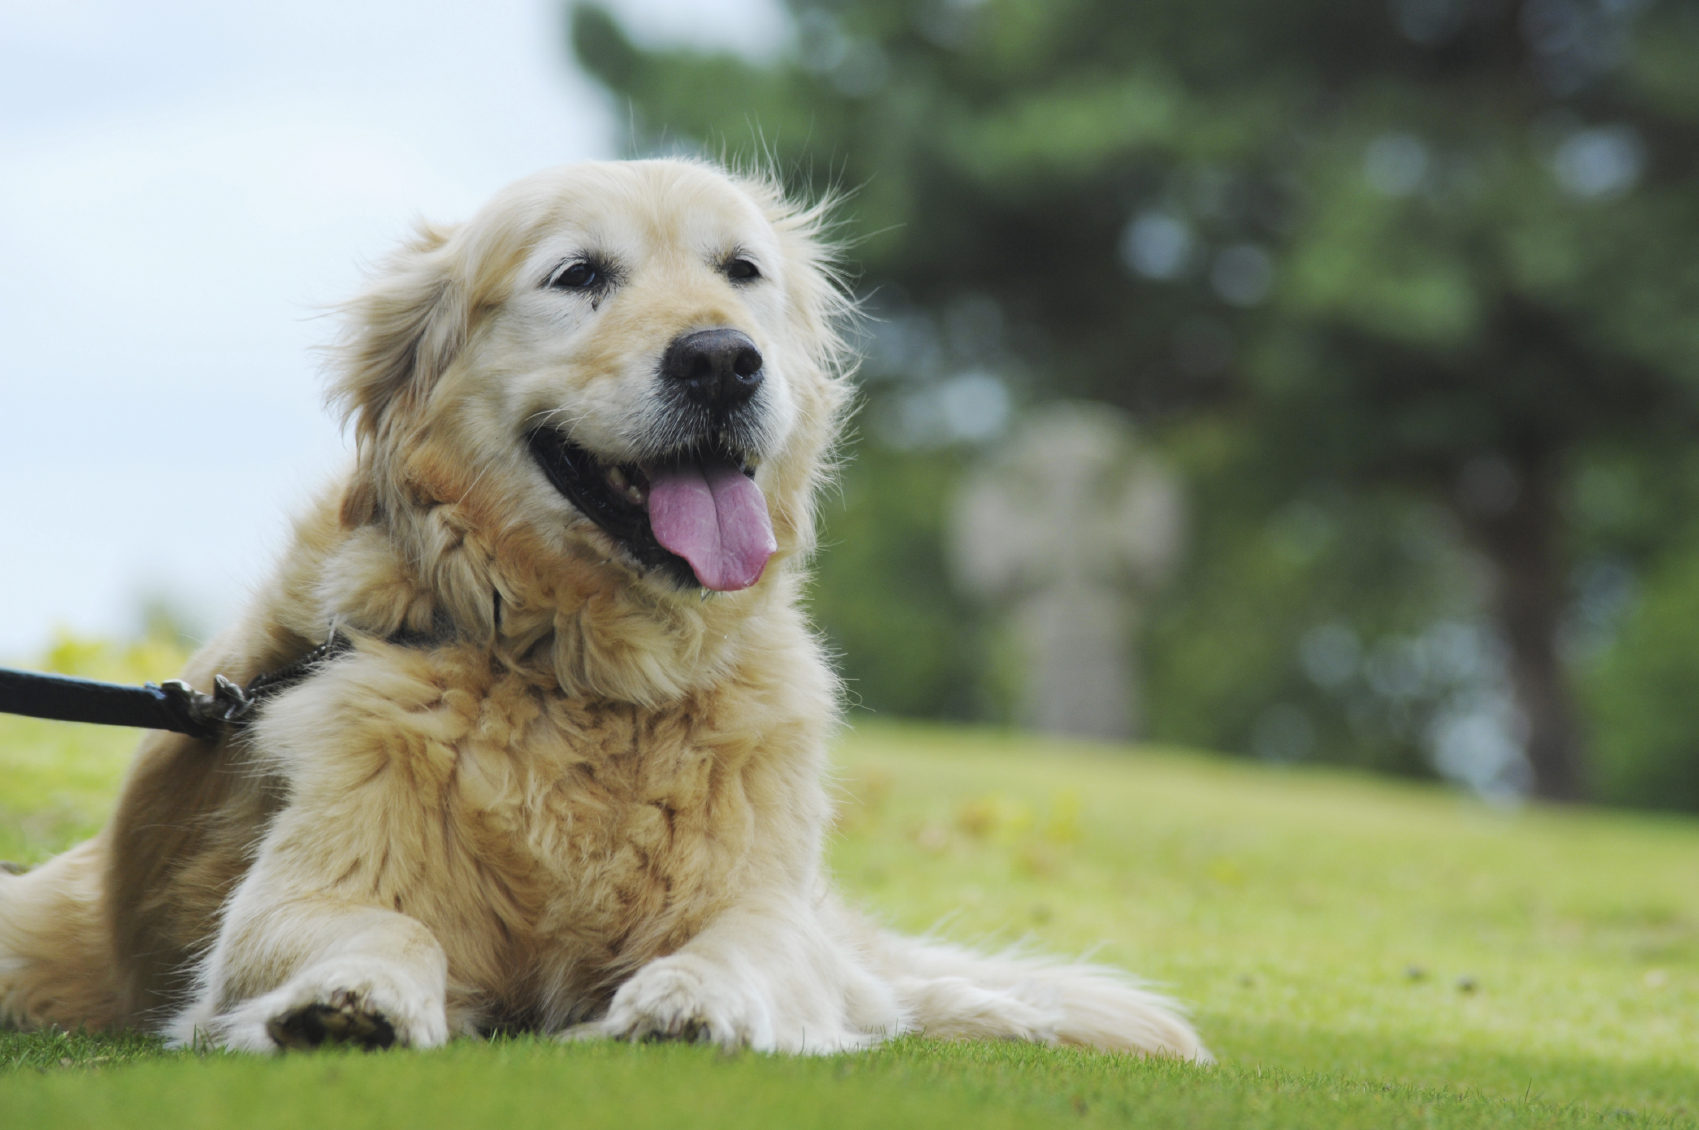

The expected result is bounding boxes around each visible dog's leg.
[167,850,451,1052]
[0,836,124,1030]
[581,893,902,1054]
[586,895,1209,1062]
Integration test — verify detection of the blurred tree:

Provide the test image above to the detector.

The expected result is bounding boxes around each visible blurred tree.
[1583,544,1699,814]
[569,0,1699,801]
[1142,419,1502,785]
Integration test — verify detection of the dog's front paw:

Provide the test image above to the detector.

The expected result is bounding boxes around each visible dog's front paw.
[588,955,775,1051]
[179,959,450,1053]
[265,986,401,1050]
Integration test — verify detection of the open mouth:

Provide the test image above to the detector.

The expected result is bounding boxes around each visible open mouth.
[526,428,777,592]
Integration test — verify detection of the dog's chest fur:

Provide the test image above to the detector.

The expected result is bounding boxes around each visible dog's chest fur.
[257,640,825,1025]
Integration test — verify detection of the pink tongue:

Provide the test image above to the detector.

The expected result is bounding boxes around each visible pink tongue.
[647,460,777,591]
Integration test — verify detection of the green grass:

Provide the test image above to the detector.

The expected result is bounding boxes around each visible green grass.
[2,640,1696,1127]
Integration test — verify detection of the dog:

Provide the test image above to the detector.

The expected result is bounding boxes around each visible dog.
[0,159,1208,1060]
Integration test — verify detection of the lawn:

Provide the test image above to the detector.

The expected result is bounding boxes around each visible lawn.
[2,639,1695,1128]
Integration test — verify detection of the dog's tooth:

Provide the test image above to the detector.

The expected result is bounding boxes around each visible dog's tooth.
[605,464,649,508]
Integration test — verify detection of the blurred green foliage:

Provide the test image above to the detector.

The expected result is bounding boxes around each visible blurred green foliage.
[808,444,993,721]
[569,0,1699,807]
[1583,544,1699,813]
[1143,421,1485,781]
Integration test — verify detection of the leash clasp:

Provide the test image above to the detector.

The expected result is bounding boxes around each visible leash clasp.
[156,675,259,736]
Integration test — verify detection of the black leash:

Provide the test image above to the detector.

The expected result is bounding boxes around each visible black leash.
[0,633,353,741]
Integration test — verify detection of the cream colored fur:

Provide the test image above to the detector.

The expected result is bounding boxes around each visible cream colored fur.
[0,159,1208,1061]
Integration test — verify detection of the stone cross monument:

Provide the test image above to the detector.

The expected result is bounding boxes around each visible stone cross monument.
[949,402,1183,740]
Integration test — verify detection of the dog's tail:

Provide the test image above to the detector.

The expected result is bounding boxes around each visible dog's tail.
[866,927,1212,1062]
[0,836,124,1031]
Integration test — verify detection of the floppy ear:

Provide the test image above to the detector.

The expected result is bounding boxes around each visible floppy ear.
[329,221,467,449]
[329,222,466,526]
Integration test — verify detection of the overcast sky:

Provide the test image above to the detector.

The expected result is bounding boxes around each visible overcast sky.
[0,0,785,658]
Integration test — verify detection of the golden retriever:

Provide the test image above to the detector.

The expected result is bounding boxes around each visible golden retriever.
[0,159,1207,1060]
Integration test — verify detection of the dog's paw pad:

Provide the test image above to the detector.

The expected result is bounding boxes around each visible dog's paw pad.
[638,1015,714,1045]
[265,992,397,1051]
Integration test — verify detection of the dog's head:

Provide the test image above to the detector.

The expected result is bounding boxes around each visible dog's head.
[329,160,853,622]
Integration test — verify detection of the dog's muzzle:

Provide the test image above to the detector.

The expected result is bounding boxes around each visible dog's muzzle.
[528,328,778,593]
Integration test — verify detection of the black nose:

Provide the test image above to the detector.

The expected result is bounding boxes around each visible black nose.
[661,328,764,411]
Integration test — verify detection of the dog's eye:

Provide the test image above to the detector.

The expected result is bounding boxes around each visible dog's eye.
[546,259,603,291]
[724,257,761,283]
